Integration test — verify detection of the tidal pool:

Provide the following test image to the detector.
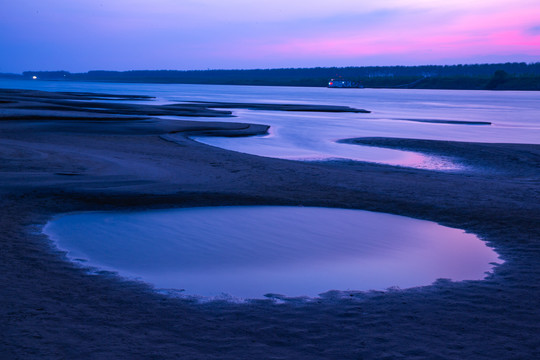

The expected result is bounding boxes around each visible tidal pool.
[43,206,500,299]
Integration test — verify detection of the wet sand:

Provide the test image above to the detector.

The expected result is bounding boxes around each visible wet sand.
[1,89,539,359]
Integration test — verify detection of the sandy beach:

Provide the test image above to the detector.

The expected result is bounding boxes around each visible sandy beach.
[1,89,539,359]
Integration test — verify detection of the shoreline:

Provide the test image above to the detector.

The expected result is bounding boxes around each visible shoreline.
[4,62,540,90]
[3,77,540,93]
[1,89,539,359]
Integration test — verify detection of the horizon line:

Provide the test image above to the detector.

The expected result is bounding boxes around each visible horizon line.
[3,61,539,75]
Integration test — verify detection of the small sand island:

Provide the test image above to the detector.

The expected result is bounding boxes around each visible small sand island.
[1,88,539,359]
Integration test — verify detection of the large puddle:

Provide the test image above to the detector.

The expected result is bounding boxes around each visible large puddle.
[43,206,500,299]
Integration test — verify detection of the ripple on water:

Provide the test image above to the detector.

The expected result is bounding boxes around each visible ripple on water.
[43,206,501,299]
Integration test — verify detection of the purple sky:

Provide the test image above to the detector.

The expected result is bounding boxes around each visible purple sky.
[1,0,539,73]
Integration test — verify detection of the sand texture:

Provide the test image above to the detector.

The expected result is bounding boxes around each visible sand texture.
[1,89,539,359]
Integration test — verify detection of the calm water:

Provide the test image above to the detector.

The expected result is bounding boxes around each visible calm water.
[2,79,539,168]
[43,206,500,299]
[7,80,514,298]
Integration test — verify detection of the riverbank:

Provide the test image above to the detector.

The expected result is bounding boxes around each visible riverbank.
[4,62,540,90]
[1,89,539,359]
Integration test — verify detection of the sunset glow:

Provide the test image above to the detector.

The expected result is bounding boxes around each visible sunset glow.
[1,0,538,72]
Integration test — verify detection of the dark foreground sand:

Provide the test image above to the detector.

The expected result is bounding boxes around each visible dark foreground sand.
[1,89,539,359]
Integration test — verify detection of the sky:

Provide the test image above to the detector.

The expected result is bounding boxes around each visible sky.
[1,0,539,73]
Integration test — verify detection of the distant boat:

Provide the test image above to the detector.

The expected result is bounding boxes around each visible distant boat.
[328,79,362,88]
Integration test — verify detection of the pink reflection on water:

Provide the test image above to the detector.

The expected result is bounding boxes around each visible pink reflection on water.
[44,206,501,299]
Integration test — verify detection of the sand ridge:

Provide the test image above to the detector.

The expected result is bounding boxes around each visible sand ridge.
[1,89,539,359]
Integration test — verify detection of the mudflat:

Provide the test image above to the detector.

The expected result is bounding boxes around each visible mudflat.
[1,89,539,359]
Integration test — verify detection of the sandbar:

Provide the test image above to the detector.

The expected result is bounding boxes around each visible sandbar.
[1,89,539,359]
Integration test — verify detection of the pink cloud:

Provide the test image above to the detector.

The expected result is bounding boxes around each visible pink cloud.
[250,4,540,64]
[2,0,540,71]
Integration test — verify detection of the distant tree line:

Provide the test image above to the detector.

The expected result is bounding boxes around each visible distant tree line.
[2,62,539,90]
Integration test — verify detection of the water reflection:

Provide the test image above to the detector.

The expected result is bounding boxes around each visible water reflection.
[187,110,461,170]
[3,80,539,168]
[44,206,500,299]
